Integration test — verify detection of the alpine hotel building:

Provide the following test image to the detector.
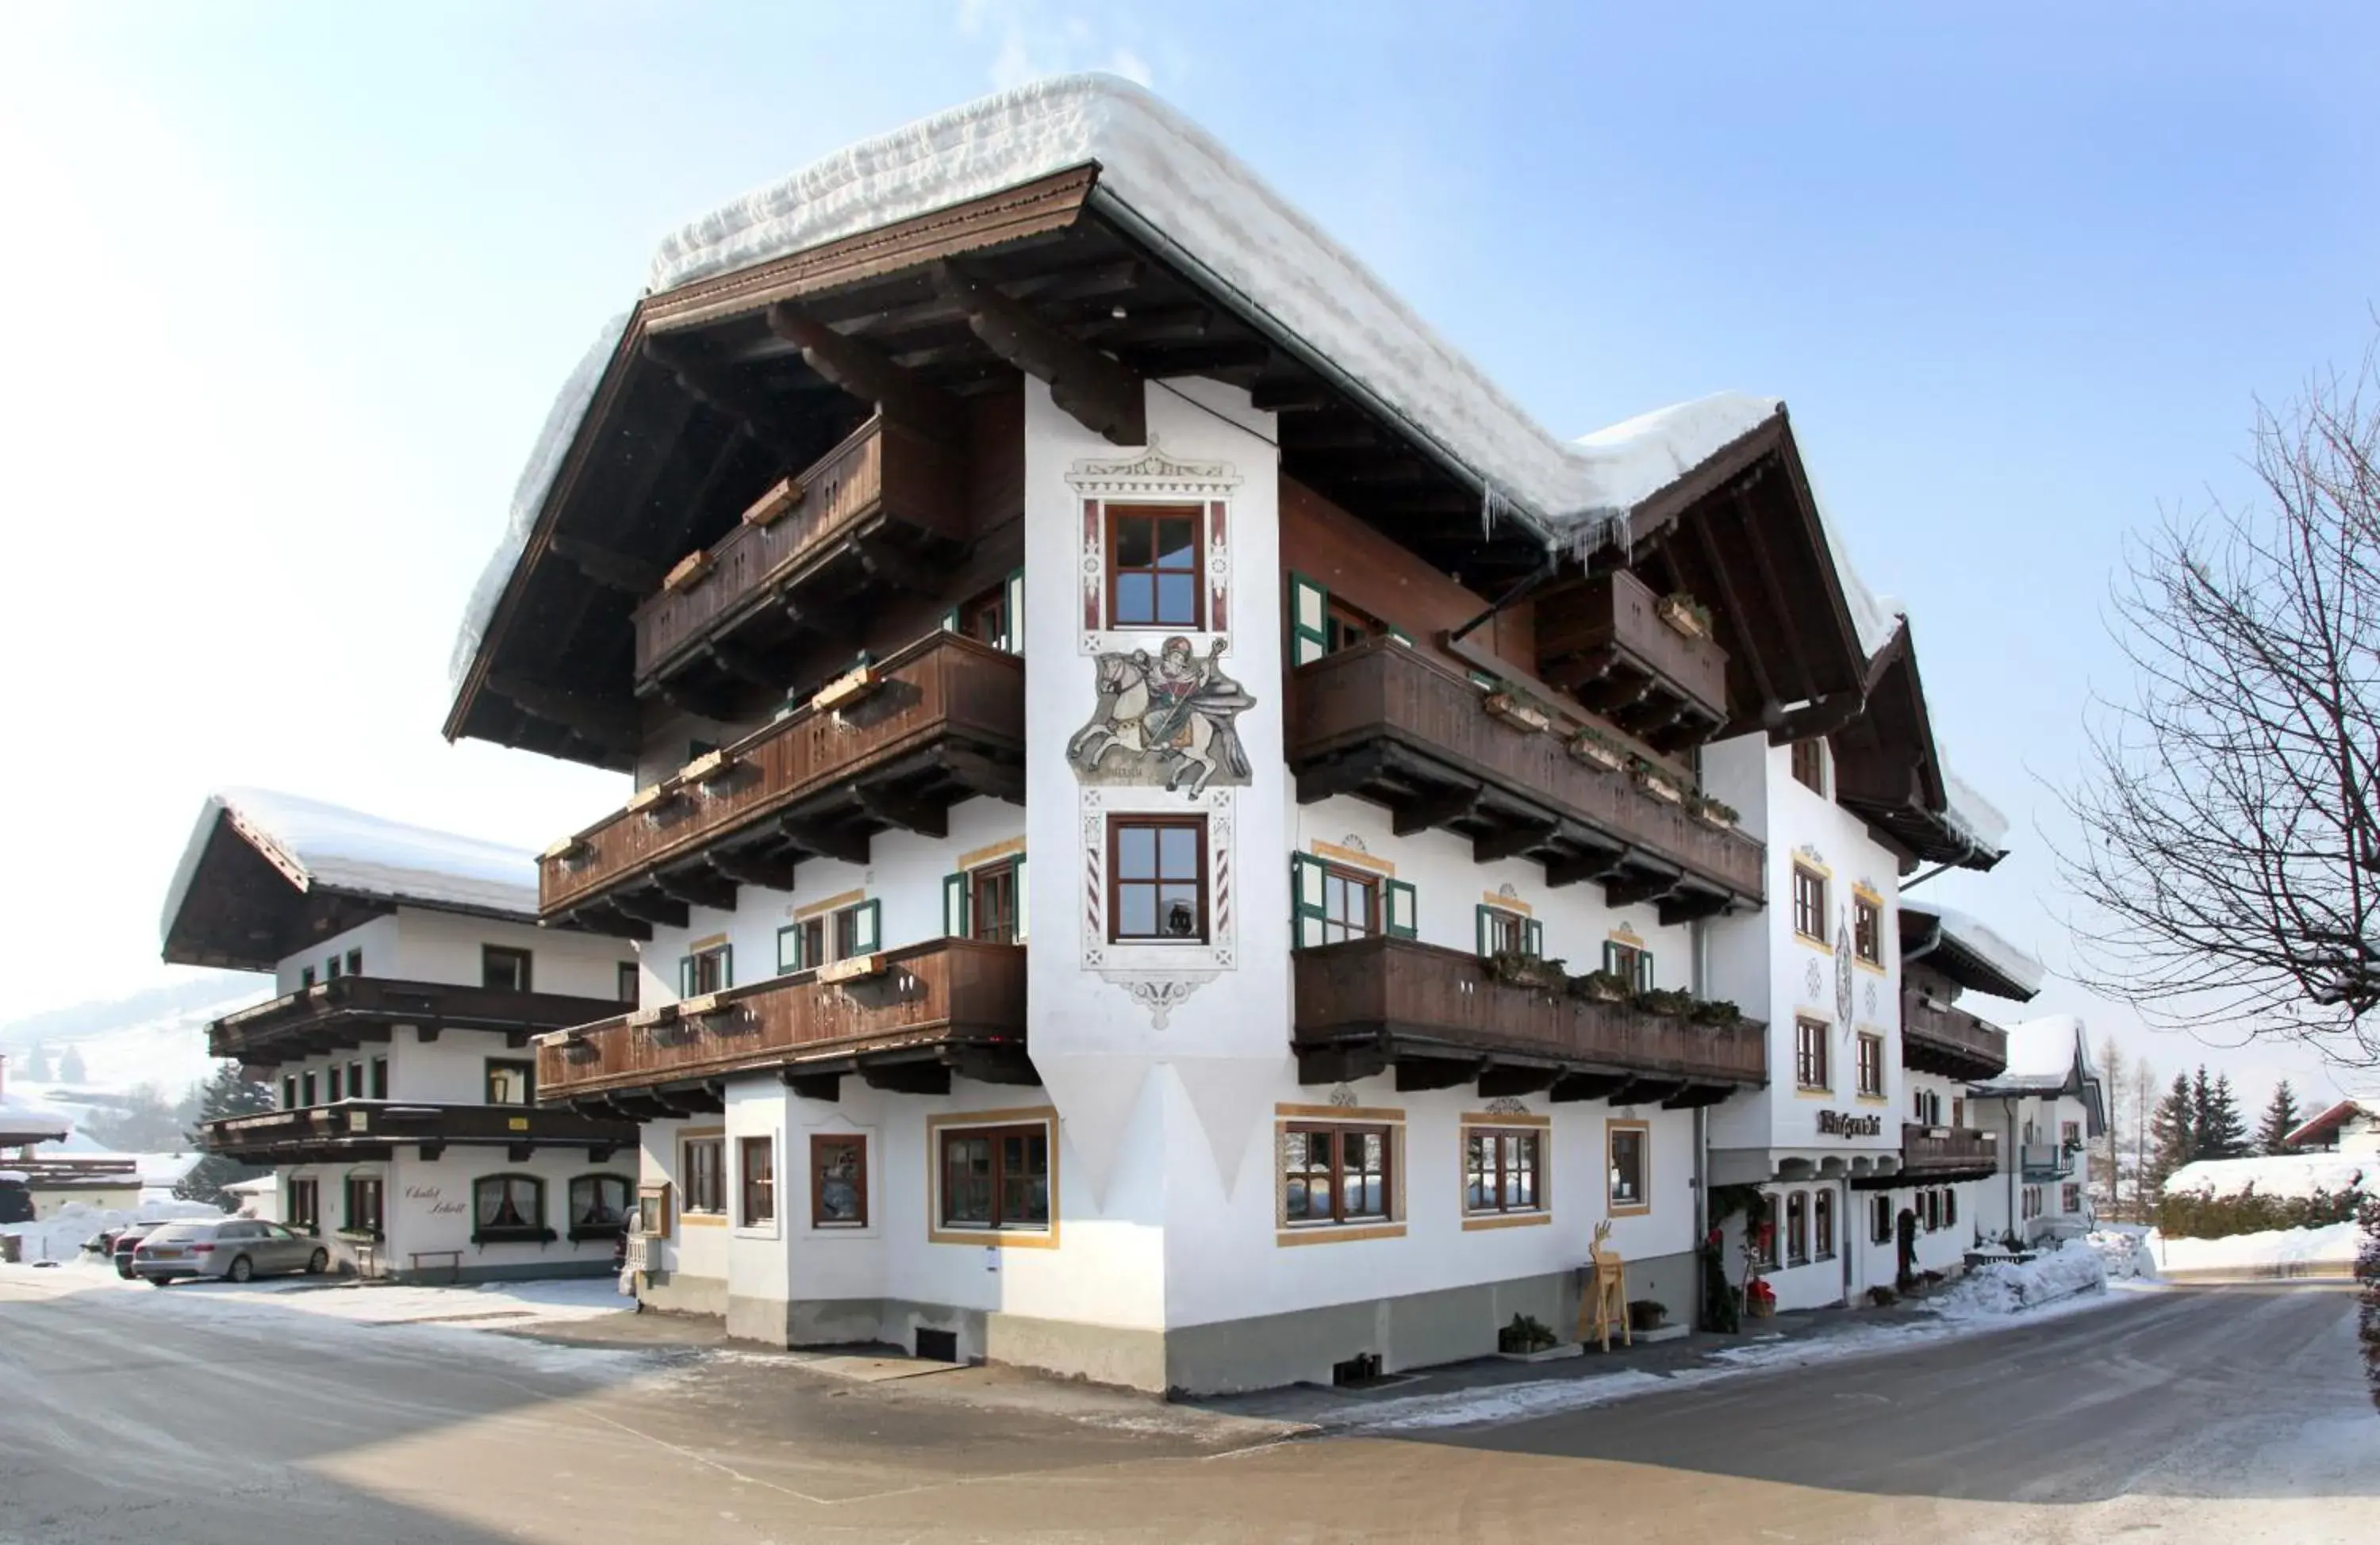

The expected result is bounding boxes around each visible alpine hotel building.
[436,76,2048,1392]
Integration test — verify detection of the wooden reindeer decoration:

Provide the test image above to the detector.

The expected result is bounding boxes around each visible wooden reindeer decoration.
[1578,1219,1631,1351]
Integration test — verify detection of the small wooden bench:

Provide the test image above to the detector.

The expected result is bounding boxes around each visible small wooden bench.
[408,1250,464,1284]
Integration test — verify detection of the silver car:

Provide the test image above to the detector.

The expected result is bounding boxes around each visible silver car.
[130,1219,329,1285]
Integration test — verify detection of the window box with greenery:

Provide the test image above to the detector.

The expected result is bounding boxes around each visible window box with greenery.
[471,1174,555,1247]
[1690,792,1740,830]
[1482,683,1553,734]
[1571,968,1633,1004]
[1656,592,1713,640]
[1485,949,1568,991]
[1567,724,1628,772]
[1628,757,1685,804]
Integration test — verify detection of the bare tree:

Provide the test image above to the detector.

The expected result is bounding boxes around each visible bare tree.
[2098,1036,2129,1217]
[2059,339,2380,1068]
[2132,1056,2159,1219]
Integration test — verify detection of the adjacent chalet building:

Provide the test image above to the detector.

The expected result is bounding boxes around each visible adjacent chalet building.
[1970,1016,2107,1244]
[442,75,2036,1390]
[2285,1100,2380,1157]
[162,789,640,1282]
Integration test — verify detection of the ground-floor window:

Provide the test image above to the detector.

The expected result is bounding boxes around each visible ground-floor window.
[1785,1190,1810,1264]
[1606,1120,1649,1215]
[1944,1189,1959,1230]
[682,1134,725,1217]
[739,1136,777,1228]
[569,1174,631,1239]
[811,1134,867,1228]
[2061,1183,2082,1214]
[473,1174,549,1243]
[1814,1190,1835,1259]
[937,1120,1051,1233]
[287,1177,320,1234]
[1871,1193,1893,1244]
[1281,1122,1393,1227]
[1463,1125,1544,1215]
[343,1174,383,1238]
[2021,1185,2043,1221]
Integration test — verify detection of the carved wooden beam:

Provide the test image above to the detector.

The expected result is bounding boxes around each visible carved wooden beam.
[931,260,1146,446]
[765,302,961,435]
[485,673,638,754]
[641,336,802,458]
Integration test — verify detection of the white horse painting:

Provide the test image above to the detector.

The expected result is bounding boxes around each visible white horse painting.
[1067,637,1254,796]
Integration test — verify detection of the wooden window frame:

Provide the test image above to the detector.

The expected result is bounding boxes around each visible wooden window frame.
[617,961,640,1005]
[1461,1122,1547,1220]
[739,1135,777,1230]
[1791,865,1829,945]
[681,941,733,997]
[287,1177,320,1234]
[300,965,316,989]
[482,945,533,993]
[1853,894,1883,967]
[929,1111,1058,1243]
[345,947,363,977]
[809,1133,869,1229]
[1104,502,1204,631]
[1606,1119,1652,1217]
[301,1071,318,1106]
[280,1075,298,1109]
[1944,1189,1959,1229]
[970,861,1019,945]
[342,1174,384,1239]
[1795,1018,1832,1092]
[1785,1190,1810,1265]
[327,1066,344,1103]
[484,1058,536,1106]
[1107,813,1209,944]
[1280,1120,1395,1229]
[779,917,824,974]
[2061,1183,2082,1214]
[681,1133,727,1217]
[1856,1032,1885,1098]
[1813,1189,1836,1260]
[1871,1193,1894,1245]
[1791,738,1828,796]
[1317,861,1380,945]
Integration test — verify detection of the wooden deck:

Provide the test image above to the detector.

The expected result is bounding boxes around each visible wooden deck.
[208,978,632,1064]
[541,631,1024,926]
[535,938,1030,1107]
[1292,935,1766,1102]
[1288,638,1765,914]
[1900,1122,2001,1177]
[202,1102,635,1165]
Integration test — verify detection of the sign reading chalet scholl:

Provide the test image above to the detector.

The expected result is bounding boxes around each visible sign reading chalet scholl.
[1816,1110,1886,1139]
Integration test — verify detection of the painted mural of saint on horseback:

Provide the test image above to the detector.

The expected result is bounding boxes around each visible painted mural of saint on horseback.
[1066,634,1254,796]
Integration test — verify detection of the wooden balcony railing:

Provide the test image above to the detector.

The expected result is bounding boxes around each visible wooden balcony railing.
[541,631,1024,917]
[1901,996,2010,1079]
[1536,568,1729,742]
[534,938,1028,1102]
[1288,639,1765,906]
[1292,936,1767,1091]
[202,1101,636,1164]
[208,978,634,1064]
[1901,1122,2000,1176]
[634,414,965,682]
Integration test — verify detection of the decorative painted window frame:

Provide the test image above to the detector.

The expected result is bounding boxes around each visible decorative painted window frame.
[1065,441,1241,657]
[1081,785,1235,1026]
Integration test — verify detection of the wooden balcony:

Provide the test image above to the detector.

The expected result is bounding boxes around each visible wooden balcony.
[201,1101,636,1165]
[1901,995,2010,1080]
[1900,1123,2000,1180]
[2021,1143,2077,1180]
[1288,639,1765,919]
[208,977,634,1066]
[1292,935,1766,1105]
[635,414,967,688]
[534,938,1030,1110]
[1536,569,1729,751]
[541,631,1024,934]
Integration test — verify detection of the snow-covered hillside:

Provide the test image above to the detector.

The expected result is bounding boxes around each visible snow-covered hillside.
[0,974,264,1105]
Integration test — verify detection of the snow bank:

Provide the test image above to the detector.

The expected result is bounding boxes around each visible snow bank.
[1934,1239,2108,1317]
[2148,1221,2364,1277]
[0,1199,224,1264]
[2162,1154,2372,1202]
[2087,1228,2158,1280]
[159,787,543,936]
[452,75,1925,700]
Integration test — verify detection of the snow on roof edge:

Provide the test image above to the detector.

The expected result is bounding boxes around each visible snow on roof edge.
[159,788,544,953]
[1902,898,2044,999]
[449,75,1930,699]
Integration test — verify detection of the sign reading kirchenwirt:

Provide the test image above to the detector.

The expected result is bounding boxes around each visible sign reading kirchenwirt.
[1816,1110,1886,1139]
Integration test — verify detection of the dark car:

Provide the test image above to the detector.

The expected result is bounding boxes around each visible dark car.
[0,1177,33,1227]
[109,1221,175,1279]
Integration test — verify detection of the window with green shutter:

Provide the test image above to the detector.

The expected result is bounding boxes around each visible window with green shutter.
[1384,879,1418,938]
[1287,573,1329,665]
[943,872,969,938]
[1291,853,1328,948]
[1476,904,1526,957]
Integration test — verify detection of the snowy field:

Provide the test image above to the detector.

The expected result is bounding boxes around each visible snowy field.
[1,1252,634,1326]
[2147,1219,2364,1278]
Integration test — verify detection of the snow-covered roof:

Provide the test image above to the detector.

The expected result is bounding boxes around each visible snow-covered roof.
[160,787,543,947]
[1973,1015,2093,1096]
[0,1086,72,1145]
[1902,899,2044,1000]
[1939,761,2011,860]
[2162,1153,2371,1202]
[2283,1098,2376,1148]
[452,74,1915,691]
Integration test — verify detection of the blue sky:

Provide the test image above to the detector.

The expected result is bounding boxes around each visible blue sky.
[2,2,2374,1108]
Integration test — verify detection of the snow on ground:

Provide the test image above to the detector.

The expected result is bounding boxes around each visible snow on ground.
[2148,1220,2365,1277]
[1,1199,222,1263]
[2088,1226,2159,1279]
[1345,1242,2131,1432]
[2162,1152,2371,1200]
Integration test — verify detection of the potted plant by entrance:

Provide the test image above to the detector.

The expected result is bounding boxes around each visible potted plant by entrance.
[1656,592,1713,640]
[1498,1313,1560,1355]
[1627,1299,1668,1334]
[1483,682,1553,734]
